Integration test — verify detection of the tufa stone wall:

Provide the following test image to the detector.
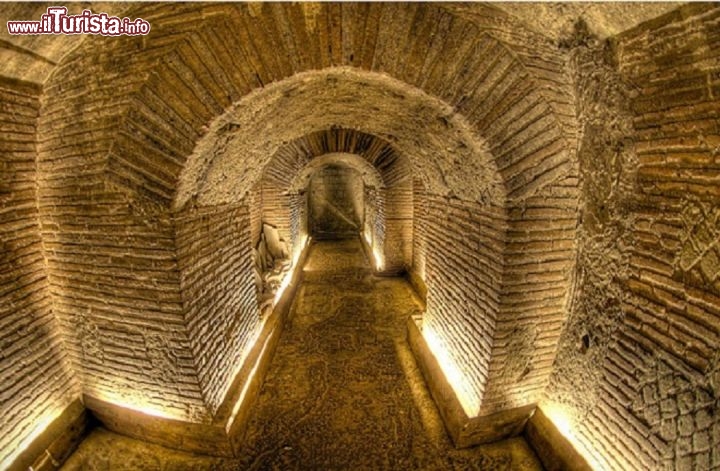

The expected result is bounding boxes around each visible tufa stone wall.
[546,5,720,470]
[0,77,78,467]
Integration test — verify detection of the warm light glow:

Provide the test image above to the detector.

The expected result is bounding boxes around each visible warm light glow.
[273,273,293,305]
[225,330,272,433]
[274,234,310,306]
[372,245,385,271]
[293,234,310,267]
[1,407,62,470]
[363,230,372,247]
[542,401,575,437]
[362,231,384,271]
[227,233,310,430]
[217,321,264,411]
[422,324,480,417]
[92,390,187,421]
[540,401,606,470]
[415,255,426,280]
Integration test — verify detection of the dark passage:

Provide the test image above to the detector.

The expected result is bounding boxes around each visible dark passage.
[308,166,364,240]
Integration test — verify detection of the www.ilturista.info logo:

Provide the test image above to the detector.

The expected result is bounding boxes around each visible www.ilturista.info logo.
[7,7,150,36]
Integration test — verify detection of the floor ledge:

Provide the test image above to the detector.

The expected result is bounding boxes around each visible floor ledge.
[84,241,311,458]
[407,317,534,448]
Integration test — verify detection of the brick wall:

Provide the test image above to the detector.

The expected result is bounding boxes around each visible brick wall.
[289,193,306,259]
[38,190,209,421]
[546,5,720,469]
[175,202,260,414]
[30,2,577,433]
[363,185,379,248]
[308,165,364,239]
[482,177,580,414]
[261,181,293,245]
[0,78,77,467]
[36,31,209,421]
[383,180,413,272]
[262,129,413,271]
[411,177,428,297]
[247,185,263,251]
[422,196,507,415]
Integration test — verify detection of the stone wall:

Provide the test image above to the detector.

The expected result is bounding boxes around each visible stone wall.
[175,202,259,414]
[27,1,576,438]
[546,5,720,469]
[0,77,77,467]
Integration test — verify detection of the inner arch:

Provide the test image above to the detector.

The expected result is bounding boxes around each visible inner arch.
[174,67,505,210]
[288,152,385,193]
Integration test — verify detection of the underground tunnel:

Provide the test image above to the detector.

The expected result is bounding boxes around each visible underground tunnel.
[1,2,719,470]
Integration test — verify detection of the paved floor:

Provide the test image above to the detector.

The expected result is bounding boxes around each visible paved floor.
[63,239,542,470]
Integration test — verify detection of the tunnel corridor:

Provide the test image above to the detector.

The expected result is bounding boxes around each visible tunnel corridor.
[62,239,542,470]
[2,3,719,470]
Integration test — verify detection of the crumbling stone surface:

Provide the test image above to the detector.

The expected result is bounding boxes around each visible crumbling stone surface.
[176,67,503,209]
[546,5,720,470]
[490,3,680,42]
[544,23,641,465]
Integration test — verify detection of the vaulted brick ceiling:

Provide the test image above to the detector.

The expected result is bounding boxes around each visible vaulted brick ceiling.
[2,3,718,471]
[0,2,681,84]
[30,2,579,419]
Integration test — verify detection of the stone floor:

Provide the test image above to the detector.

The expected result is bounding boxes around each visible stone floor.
[62,239,543,470]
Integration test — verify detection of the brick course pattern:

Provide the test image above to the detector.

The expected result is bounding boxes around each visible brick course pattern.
[4,3,719,469]
[24,0,577,446]
[175,203,259,414]
[0,78,77,466]
[546,4,720,470]
[261,129,413,272]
